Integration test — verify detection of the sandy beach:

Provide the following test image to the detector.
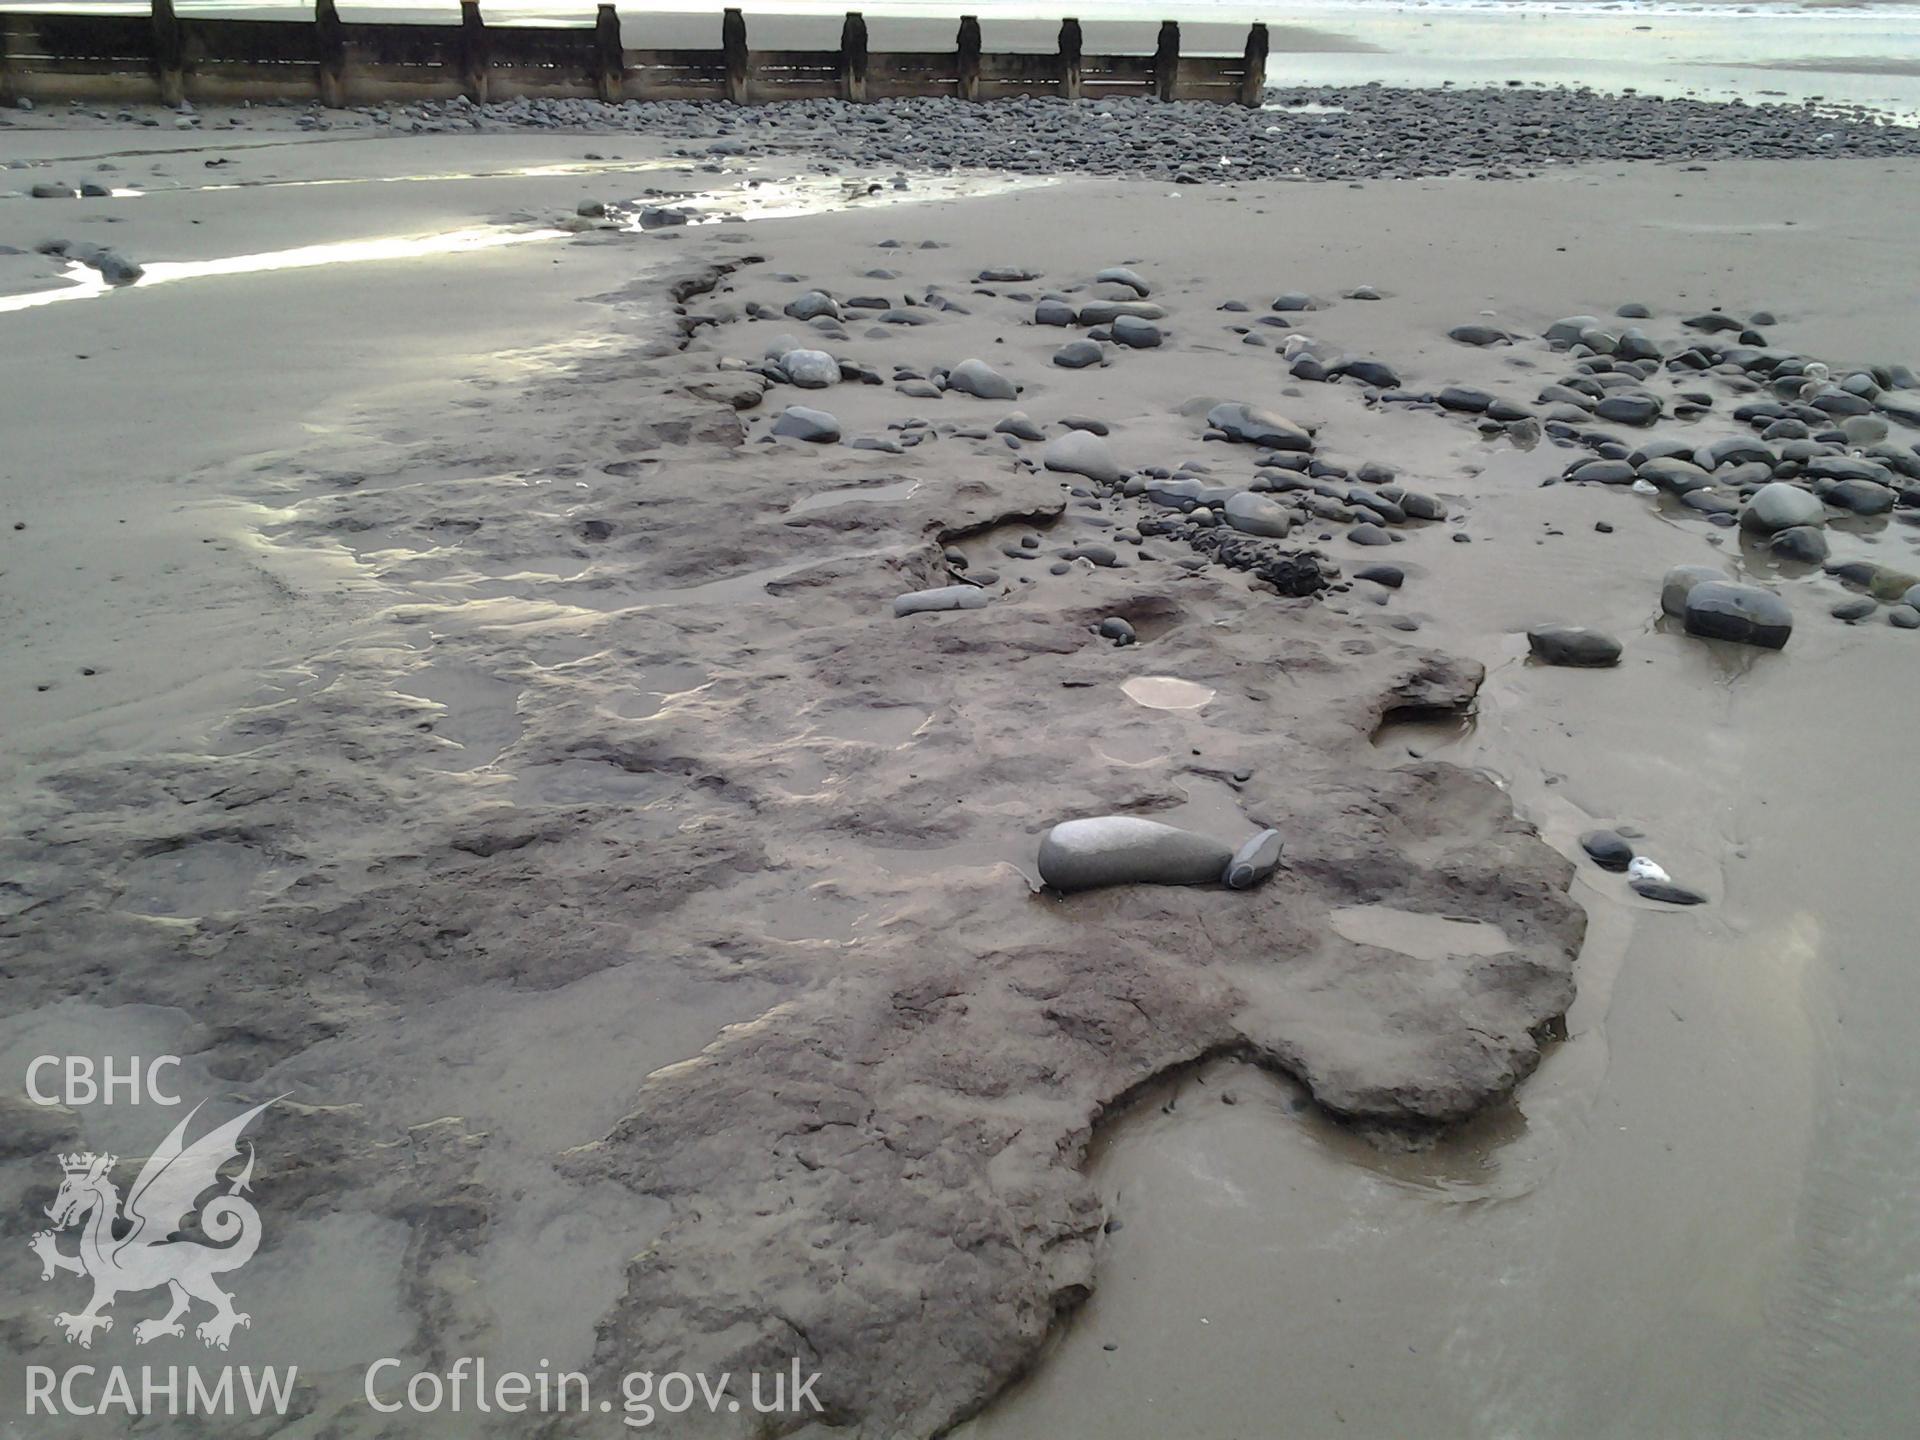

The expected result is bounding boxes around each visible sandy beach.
[3,60,1920,1440]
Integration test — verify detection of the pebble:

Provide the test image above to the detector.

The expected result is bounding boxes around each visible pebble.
[1112,315,1162,349]
[1332,358,1400,388]
[1890,605,1920,630]
[1637,457,1714,493]
[1823,478,1897,515]
[994,411,1045,441]
[1527,625,1623,667]
[1661,564,1724,617]
[1387,488,1447,522]
[1631,878,1708,905]
[1438,386,1494,413]
[1594,393,1662,426]
[1223,829,1283,889]
[1043,430,1124,484]
[1207,402,1312,452]
[1570,459,1636,485]
[1077,300,1165,326]
[771,406,840,443]
[1223,491,1293,539]
[1053,340,1104,369]
[1769,526,1829,564]
[1095,266,1150,297]
[1580,829,1635,871]
[1826,560,1920,602]
[945,358,1019,400]
[1097,617,1137,645]
[781,349,840,389]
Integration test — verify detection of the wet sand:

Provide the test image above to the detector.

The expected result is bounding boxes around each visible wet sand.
[3,112,1919,1436]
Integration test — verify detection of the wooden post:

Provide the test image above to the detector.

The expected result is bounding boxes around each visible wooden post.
[1057,16,1080,101]
[1238,21,1268,107]
[956,14,980,101]
[722,7,747,103]
[315,0,345,106]
[0,17,15,108]
[1152,19,1178,102]
[594,2,621,101]
[151,0,184,106]
[458,0,488,102]
[840,11,867,103]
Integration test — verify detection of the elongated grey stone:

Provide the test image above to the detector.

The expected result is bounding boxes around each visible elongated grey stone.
[1038,817,1234,893]
[893,586,990,618]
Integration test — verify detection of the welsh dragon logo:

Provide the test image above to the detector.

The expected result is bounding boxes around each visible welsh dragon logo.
[29,1098,279,1351]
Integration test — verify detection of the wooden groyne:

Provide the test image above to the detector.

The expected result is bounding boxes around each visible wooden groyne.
[0,4,1270,108]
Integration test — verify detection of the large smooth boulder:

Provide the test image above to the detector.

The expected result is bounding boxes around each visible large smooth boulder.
[1683,582,1793,649]
[1207,402,1312,452]
[1038,817,1234,893]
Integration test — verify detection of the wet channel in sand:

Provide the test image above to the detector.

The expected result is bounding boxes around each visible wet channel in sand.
[0,169,1049,314]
